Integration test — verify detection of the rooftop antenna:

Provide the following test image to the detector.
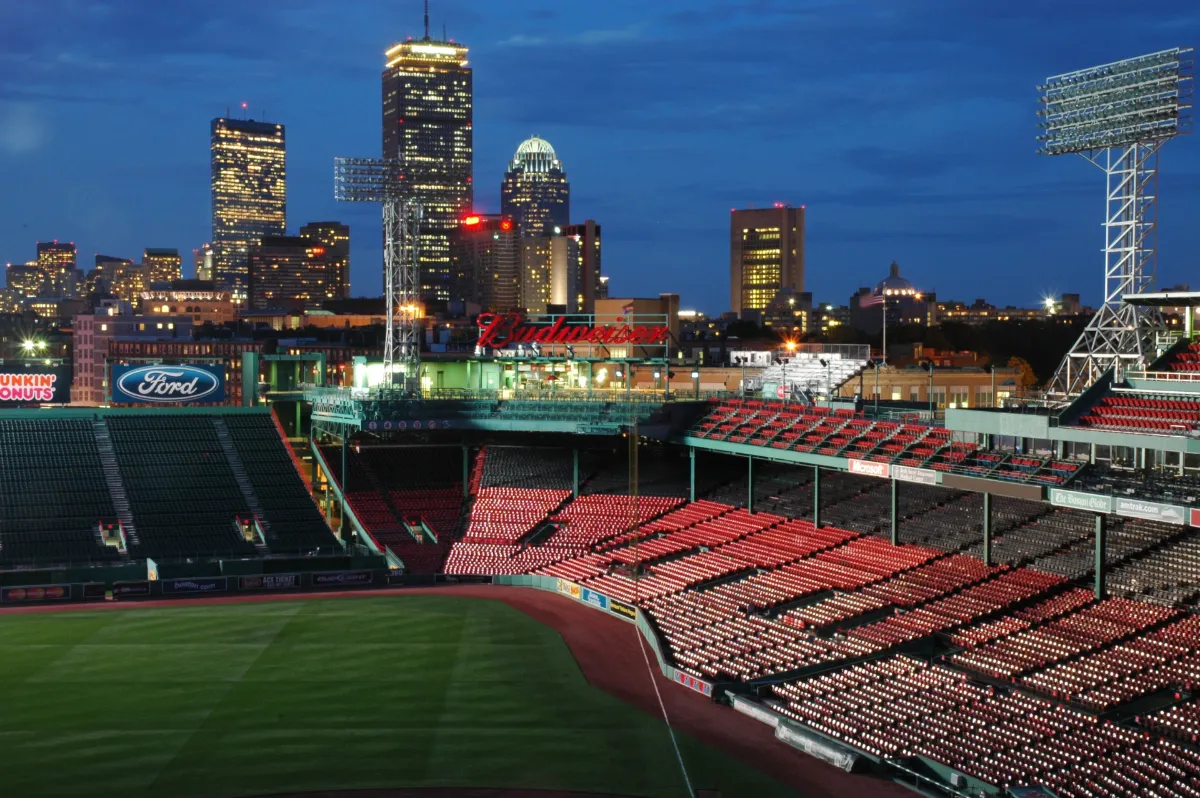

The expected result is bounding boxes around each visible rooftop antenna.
[423,0,429,40]
[442,22,446,41]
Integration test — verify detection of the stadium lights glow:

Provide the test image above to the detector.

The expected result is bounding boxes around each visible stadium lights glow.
[22,339,46,354]
[1037,47,1194,155]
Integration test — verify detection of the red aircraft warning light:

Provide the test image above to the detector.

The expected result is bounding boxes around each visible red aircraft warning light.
[500,219,513,231]
[462,215,482,226]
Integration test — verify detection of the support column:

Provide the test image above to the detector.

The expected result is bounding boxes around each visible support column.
[982,492,992,566]
[812,466,821,528]
[689,447,696,503]
[294,401,301,439]
[747,456,754,514]
[340,436,347,536]
[462,443,470,499]
[890,478,899,546]
[572,446,580,499]
[1094,514,1107,600]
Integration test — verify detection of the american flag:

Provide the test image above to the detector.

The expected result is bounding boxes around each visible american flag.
[860,293,885,307]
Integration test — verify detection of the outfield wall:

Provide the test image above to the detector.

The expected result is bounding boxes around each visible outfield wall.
[0,567,391,606]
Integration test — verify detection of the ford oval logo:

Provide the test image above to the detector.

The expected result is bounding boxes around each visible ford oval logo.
[116,365,221,404]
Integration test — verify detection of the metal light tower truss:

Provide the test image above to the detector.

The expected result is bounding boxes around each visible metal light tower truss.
[334,157,423,391]
[1038,47,1194,396]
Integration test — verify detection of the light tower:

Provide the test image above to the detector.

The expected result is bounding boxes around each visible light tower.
[333,157,423,392]
[1038,47,1194,395]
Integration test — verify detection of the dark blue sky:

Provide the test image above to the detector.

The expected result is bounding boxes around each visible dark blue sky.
[1,0,1197,314]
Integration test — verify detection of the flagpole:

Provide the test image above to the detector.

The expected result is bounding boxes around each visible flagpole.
[881,296,887,366]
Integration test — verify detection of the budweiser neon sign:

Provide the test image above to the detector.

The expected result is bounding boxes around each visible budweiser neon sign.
[0,373,57,402]
[476,313,670,348]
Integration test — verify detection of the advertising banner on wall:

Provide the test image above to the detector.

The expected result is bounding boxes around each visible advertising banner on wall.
[847,459,889,479]
[240,574,301,591]
[0,365,72,406]
[609,599,638,620]
[111,364,225,405]
[161,577,227,595]
[311,571,374,587]
[113,581,151,598]
[1,584,71,603]
[675,671,714,697]
[891,465,939,486]
[1114,497,1186,526]
[1049,489,1113,514]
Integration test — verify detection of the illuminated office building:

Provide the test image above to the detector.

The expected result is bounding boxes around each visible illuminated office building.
[6,262,46,298]
[299,221,351,300]
[37,240,78,296]
[194,243,215,282]
[247,235,328,311]
[730,205,805,318]
[519,237,553,312]
[210,117,287,291]
[563,221,601,313]
[143,248,182,285]
[500,136,570,238]
[382,27,472,303]
[451,214,519,312]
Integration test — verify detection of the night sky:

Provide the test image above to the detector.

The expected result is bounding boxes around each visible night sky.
[1,0,1197,314]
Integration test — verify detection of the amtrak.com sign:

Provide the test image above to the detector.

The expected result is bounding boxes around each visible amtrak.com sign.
[111,364,225,405]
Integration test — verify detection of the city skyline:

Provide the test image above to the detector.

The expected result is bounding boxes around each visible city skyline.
[1,0,1198,315]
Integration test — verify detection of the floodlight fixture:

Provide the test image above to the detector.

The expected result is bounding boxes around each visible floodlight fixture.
[1038,47,1196,395]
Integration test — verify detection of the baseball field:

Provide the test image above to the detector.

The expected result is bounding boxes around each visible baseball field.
[0,592,806,798]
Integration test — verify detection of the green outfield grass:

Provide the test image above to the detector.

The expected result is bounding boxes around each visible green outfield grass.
[0,595,804,798]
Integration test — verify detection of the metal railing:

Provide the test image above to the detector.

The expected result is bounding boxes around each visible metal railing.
[1125,370,1200,383]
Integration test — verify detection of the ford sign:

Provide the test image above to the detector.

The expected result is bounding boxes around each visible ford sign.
[112,364,225,405]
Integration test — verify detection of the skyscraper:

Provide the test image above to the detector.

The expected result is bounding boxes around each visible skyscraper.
[563,221,601,314]
[143,248,182,285]
[193,244,215,282]
[382,17,472,304]
[37,241,77,296]
[299,222,351,299]
[451,214,519,312]
[210,117,287,292]
[247,235,328,311]
[500,136,570,238]
[730,205,805,318]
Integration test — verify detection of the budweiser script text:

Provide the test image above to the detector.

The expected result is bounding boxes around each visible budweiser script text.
[476,313,671,348]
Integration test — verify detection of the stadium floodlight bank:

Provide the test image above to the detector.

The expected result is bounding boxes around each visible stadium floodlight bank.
[1037,48,1194,155]
[1037,47,1195,397]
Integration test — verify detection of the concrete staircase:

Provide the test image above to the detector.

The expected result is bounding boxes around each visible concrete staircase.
[212,417,271,553]
[92,418,139,550]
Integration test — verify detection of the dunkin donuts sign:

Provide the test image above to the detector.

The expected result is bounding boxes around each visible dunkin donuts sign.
[0,366,72,405]
[476,313,670,349]
[112,364,225,405]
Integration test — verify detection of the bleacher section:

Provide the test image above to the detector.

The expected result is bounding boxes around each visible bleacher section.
[0,418,119,565]
[316,443,464,574]
[687,399,1083,486]
[221,415,338,552]
[0,412,337,565]
[449,459,1200,796]
[1149,338,1200,374]
[107,416,258,559]
[107,414,338,560]
[1075,392,1200,434]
